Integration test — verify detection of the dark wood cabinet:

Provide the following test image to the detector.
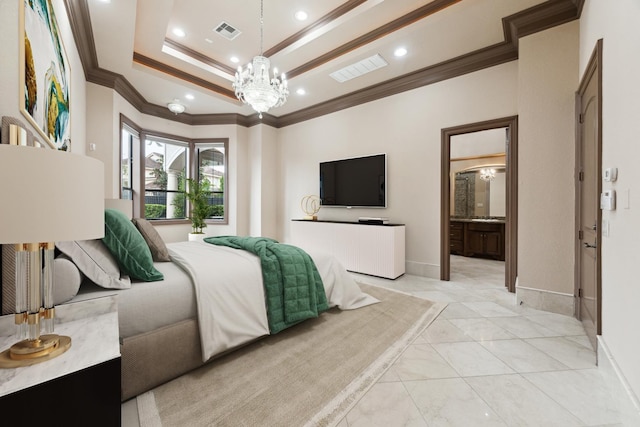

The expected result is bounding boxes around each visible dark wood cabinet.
[449,222,464,255]
[450,220,505,261]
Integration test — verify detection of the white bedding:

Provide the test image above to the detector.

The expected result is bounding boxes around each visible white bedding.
[168,241,378,362]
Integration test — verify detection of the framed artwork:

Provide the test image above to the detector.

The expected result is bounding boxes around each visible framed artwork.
[20,0,70,151]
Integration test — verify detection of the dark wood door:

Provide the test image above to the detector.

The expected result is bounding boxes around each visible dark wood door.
[576,40,602,351]
[466,230,484,254]
[484,232,502,257]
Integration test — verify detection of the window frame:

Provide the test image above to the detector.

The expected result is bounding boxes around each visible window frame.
[119,114,229,225]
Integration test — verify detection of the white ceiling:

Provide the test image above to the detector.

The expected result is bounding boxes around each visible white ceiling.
[86,0,547,117]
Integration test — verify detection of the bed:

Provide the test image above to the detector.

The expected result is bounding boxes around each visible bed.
[0,210,377,401]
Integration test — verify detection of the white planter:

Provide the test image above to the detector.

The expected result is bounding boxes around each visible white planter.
[188,233,206,242]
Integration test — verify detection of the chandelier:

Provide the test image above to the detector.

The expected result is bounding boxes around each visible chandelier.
[479,168,496,182]
[233,0,288,118]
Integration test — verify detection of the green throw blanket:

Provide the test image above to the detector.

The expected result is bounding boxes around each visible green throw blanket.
[204,236,329,334]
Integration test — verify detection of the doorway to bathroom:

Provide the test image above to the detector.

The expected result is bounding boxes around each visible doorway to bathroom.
[440,116,518,292]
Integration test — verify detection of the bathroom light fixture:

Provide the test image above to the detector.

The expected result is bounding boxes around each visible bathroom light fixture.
[167,100,186,114]
[479,168,496,181]
[233,0,288,118]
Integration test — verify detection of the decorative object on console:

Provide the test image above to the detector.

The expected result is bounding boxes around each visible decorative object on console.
[20,0,71,150]
[300,195,321,220]
[0,144,104,367]
[232,0,288,118]
[167,100,186,115]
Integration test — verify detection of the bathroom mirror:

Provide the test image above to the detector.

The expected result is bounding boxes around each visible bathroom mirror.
[453,165,506,218]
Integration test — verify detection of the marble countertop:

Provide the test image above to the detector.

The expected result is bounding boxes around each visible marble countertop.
[0,295,120,397]
[450,218,506,224]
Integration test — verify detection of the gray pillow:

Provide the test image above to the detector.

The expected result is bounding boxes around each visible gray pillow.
[56,240,131,289]
[132,218,171,262]
[53,255,84,304]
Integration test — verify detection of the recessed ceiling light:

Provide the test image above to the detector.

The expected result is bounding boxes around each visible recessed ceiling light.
[294,11,308,21]
[98,0,111,3]
[394,47,408,57]
[230,56,239,63]
[205,38,213,44]
[172,28,186,38]
[185,94,195,100]
[296,88,306,95]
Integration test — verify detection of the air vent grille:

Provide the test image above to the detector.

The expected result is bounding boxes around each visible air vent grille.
[330,54,388,83]
[214,22,241,40]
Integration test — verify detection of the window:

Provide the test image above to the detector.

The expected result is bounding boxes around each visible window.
[196,143,226,220]
[143,136,188,220]
[120,127,135,200]
[119,115,229,224]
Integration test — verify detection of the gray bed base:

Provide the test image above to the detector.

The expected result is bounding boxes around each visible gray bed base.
[1,245,206,402]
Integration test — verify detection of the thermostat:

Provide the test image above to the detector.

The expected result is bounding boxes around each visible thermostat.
[601,190,616,210]
[604,167,618,182]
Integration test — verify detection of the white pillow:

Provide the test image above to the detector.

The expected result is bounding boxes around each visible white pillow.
[53,255,83,305]
[56,240,131,289]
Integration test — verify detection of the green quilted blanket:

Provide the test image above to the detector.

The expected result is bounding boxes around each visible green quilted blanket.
[203,236,329,334]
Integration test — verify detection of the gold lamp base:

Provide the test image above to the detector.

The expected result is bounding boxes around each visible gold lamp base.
[0,335,71,368]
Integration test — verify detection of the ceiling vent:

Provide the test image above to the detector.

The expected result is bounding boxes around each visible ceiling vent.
[330,54,388,83]
[214,22,241,40]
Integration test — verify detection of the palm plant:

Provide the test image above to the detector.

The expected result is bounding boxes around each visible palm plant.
[185,178,212,234]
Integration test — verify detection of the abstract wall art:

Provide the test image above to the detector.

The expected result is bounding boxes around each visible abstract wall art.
[20,0,70,151]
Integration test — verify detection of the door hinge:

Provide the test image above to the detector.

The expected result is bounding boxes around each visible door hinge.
[579,113,584,123]
[578,288,583,298]
[578,230,583,240]
[579,171,584,181]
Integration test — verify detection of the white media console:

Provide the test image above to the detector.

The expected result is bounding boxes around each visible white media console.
[290,220,405,279]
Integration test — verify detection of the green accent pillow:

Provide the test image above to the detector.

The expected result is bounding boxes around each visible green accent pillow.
[102,209,164,282]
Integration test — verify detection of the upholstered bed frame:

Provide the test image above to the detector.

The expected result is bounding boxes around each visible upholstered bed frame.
[0,115,208,400]
[1,244,208,401]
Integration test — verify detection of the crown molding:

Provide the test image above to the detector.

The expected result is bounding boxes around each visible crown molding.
[64,0,582,129]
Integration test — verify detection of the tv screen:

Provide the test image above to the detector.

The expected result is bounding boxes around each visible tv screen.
[320,154,386,208]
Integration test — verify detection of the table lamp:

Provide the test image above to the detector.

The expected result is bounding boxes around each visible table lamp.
[0,144,104,367]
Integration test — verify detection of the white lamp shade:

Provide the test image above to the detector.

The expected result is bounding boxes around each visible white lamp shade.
[0,145,104,244]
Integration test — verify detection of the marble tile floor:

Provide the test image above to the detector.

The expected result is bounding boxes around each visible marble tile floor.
[123,255,624,426]
[339,256,623,427]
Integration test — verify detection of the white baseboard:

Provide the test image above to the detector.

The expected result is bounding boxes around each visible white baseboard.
[515,285,574,316]
[405,261,440,279]
[597,336,640,426]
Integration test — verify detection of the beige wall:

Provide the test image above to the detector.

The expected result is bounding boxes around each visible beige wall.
[516,22,579,296]
[276,62,519,277]
[581,0,640,407]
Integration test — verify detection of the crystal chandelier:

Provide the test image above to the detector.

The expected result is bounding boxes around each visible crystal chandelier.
[479,168,496,181]
[233,0,288,118]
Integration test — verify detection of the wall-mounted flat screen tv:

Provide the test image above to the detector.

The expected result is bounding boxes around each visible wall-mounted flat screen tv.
[320,153,387,208]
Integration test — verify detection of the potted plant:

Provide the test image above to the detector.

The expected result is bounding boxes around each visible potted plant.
[185,178,212,241]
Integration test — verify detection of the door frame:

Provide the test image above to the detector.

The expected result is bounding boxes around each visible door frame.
[575,39,603,334]
[440,116,519,291]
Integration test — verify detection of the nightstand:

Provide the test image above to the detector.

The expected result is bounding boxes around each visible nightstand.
[0,296,121,426]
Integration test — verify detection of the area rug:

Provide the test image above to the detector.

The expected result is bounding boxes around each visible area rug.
[137,284,446,427]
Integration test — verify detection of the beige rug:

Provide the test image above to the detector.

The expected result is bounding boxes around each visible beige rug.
[137,284,446,427]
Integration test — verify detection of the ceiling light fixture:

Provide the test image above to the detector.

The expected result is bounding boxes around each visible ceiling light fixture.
[185,94,195,100]
[172,28,186,38]
[296,88,306,95]
[294,11,308,21]
[233,0,288,118]
[394,47,407,57]
[167,99,186,114]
